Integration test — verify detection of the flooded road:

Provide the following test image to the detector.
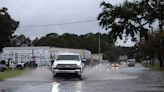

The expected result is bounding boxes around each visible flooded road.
[0,63,164,92]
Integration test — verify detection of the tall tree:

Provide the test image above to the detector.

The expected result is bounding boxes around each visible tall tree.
[0,7,19,51]
[97,0,164,41]
[10,35,32,46]
[140,31,164,67]
[98,0,164,67]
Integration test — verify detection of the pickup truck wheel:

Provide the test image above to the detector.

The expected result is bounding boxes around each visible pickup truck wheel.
[77,73,82,78]
[0,69,4,72]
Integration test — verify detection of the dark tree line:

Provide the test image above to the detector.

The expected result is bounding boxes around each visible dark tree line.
[32,32,113,53]
[139,31,164,67]
[10,35,32,47]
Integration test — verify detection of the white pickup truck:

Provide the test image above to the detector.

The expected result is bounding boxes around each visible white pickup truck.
[52,52,85,77]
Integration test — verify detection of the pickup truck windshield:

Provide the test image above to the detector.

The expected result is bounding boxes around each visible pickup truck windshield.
[56,55,80,61]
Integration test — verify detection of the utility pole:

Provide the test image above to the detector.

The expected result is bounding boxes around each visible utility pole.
[32,49,35,63]
[98,27,101,62]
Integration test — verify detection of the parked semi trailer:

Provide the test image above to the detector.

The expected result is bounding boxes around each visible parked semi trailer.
[50,47,91,60]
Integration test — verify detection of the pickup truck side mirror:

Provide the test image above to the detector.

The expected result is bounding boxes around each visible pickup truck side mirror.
[82,59,87,63]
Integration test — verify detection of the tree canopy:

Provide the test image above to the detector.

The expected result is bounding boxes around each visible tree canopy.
[139,31,164,67]
[98,0,164,66]
[98,0,164,41]
[0,7,19,51]
[10,35,32,47]
[32,32,113,53]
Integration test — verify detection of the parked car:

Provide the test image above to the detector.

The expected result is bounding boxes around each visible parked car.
[127,59,135,66]
[16,62,25,69]
[0,64,7,72]
[52,52,86,77]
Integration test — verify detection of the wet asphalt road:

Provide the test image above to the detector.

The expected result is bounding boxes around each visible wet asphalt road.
[0,63,164,92]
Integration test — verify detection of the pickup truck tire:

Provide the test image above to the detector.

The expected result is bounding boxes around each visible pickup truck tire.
[53,74,56,77]
[53,72,57,77]
[0,68,5,72]
[77,72,82,78]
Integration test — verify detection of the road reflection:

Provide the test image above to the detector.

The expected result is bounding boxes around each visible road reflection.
[111,67,119,70]
[51,76,83,92]
[2,64,154,92]
[52,82,60,92]
[75,82,82,92]
[51,81,83,92]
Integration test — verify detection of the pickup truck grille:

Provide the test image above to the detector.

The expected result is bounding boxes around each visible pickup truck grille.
[56,64,78,68]
[57,68,80,70]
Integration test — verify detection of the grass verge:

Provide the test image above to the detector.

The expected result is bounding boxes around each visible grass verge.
[144,64,164,72]
[0,69,24,81]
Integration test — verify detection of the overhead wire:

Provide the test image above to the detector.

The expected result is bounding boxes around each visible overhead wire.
[19,19,98,28]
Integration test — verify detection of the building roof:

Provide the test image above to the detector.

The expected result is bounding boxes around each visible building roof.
[57,52,80,55]
[3,47,50,50]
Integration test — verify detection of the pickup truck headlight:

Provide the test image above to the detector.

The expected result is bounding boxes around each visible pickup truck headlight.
[77,65,82,68]
[77,63,84,68]
[52,63,57,68]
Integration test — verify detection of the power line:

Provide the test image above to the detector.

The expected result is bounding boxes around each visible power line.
[20,19,98,28]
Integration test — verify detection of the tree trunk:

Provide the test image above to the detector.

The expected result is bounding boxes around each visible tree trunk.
[151,58,155,66]
[159,60,164,68]
[158,55,164,68]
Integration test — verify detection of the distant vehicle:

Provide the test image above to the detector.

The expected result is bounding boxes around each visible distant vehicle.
[9,60,16,69]
[0,64,7,72]
[16,62,25,69]
[52,52,86,77]
[111,62,120,67]
[127,59,135,66]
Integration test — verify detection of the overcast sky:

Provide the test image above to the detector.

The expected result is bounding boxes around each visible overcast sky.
[0,0,135,46]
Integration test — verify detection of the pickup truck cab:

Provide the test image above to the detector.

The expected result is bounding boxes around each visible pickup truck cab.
[52,52,85,77]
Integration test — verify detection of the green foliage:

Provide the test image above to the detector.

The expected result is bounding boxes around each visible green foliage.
[0,7,19,51]
[98,0,164,41]
[32,32,114,53]
[139,31,164,67]
[145,64,164,72]
[140,32,164,57]
[10,35,32,46]
[103,47,133,62]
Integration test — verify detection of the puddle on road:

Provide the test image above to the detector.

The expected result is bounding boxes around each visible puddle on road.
[6,63,146,82]
[82,63,146,80]
[51,82,60,92]
[6,67,53,82]
[51,81,84,92]
[3,64,149,92]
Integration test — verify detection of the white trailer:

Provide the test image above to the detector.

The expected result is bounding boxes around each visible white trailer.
[2,47,51,66]
[50,47,91,60]
[0,52,2,61]
[2,47,91,66]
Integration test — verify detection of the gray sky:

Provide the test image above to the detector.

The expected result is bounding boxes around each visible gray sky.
[0,0,135,46]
